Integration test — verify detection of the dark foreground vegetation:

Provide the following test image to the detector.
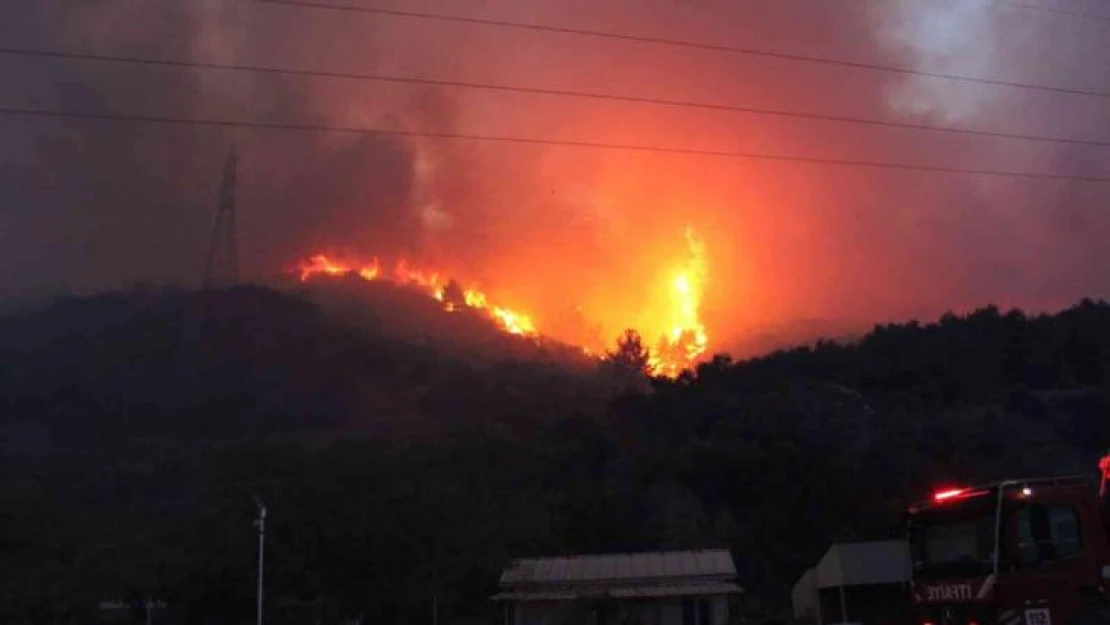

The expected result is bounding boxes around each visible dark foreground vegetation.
[2,283,1108,624]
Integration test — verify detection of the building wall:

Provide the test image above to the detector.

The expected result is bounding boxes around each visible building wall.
[513,600,582,625]
[792,568,818,623]
[709,596,730,625]
[816,584,909,625]
[659,600,683,625]
[510,596,730,625]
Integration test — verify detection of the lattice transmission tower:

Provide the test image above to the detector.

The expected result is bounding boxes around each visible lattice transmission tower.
[203,147,239,287]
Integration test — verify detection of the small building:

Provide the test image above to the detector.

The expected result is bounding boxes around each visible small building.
[493,549,743,625]
[791,541,910,625]
[791,568,819,624]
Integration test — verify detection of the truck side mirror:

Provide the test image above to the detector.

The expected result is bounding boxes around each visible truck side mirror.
[1102,565,1109,580]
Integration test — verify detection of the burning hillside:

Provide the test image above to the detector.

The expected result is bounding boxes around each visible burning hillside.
[292,228,710,377]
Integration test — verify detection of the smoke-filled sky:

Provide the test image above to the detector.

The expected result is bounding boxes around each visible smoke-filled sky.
[1,0,1108,356]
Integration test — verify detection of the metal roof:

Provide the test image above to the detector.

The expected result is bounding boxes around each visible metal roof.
[492,582,742,602]
[499,550,736,585]
[814,541,909,589]
[491,590,578,602]
[610,583,742,598]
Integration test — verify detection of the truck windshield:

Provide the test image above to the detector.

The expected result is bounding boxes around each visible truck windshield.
[909,496,997,578]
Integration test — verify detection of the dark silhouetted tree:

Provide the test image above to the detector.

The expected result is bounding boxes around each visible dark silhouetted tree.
[605,329,651,375]
[441,280,466,310]
[5,287,1110,621]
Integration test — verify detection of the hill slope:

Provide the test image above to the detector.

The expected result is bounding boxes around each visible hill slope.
[1,291,1108,624]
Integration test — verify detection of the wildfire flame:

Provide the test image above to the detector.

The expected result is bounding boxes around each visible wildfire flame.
[646,228,709,377]
[294,254,537,337]
[291,227,709,377]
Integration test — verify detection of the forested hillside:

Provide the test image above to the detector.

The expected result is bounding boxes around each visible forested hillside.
[1,287,1108,624]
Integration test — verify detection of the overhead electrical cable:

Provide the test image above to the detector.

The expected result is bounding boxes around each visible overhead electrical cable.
[1,106,1107,182]
[250,0,1110,99]
[983,0,1110,23]
[2,46,1107,148]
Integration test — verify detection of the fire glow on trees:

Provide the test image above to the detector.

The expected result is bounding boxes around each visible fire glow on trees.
[292,228,710,377]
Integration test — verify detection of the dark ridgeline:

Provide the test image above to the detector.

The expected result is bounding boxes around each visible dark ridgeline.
[1,284,1108,624]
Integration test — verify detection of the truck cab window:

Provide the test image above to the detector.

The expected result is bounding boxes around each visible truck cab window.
[1015,504,1082,565]
[908,498,997,578]
[1047,505,1082,557]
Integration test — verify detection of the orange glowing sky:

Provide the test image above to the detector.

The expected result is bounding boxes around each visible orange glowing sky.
[1,0,1108,358]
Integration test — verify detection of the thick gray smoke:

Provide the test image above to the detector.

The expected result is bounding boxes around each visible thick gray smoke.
[1,0,1107,354]
[0,0,437,294]
[859,0,1110,317]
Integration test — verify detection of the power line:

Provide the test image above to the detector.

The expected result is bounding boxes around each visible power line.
[985,0,1110,23]
[3,47,1107,149]
[251,0,1110,100]
[1,105,1107,182]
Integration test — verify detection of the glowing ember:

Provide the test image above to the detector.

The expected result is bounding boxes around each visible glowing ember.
[292,227,710,377]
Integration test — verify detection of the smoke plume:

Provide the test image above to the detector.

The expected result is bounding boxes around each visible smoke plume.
[1,0,1107,356]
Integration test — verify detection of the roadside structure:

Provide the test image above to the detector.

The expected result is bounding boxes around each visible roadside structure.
[493,549,743,625]
[791,541,910,625]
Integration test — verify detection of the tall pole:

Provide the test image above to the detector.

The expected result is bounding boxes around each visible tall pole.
[204,147,239,287]
[255,497,267,625]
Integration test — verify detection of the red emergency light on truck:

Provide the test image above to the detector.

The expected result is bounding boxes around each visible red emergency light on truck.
[904,454,1110,625]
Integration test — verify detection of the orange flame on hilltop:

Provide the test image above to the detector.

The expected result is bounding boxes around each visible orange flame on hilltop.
[296,255,380,281]
[294,254,537,337]
[292,227,709,377]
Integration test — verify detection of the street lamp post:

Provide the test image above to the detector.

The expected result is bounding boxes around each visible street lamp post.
[254,497,267,625]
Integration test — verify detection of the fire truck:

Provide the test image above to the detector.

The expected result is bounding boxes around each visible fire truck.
[905,454,1110,625]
